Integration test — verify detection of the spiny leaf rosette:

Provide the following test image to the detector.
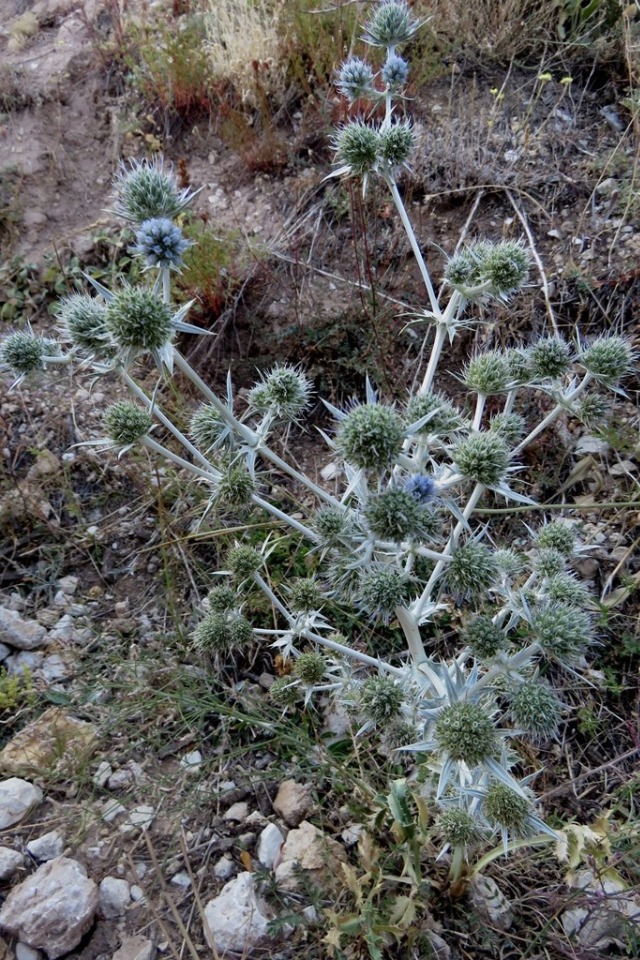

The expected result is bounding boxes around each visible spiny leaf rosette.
[21,0,630,898]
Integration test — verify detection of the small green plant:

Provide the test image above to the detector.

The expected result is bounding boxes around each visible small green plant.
[0,666,34,713]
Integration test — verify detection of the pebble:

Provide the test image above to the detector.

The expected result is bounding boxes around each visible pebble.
[99,877,131,918]
[130,884,145,903]
[0,778,43,829]
[179,750,202,772]
[272,779,315,826]
[119,805,155,834]
[0,607,49,650]
[15,945,41,960]
[170,870,191,888]
[212,855,235,880]
[256,823,284,869]
[203,872,271,955]
[223,801,248,822]
[111,936,154,960]
[26,831,65,862]
[100,799,127,823]
[0,846,24,880]
[93,761,112,788]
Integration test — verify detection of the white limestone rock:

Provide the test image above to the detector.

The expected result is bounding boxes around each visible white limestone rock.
[0,778,43,829]
[0,607,49,650]
[0,856,98,959]
[111,936,154,960]
[257,823,284,869]
[26,831,65,862]
[274,819,346,894]
[99,876,131,918]
[272,779,315,826]
[203,872,271,955]
[0,845,23,880]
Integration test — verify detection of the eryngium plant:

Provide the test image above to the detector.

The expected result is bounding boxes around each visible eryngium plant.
[2,2,634,893]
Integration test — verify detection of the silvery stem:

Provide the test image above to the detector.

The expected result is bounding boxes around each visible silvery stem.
[385,176,440,316]
[512,373,592,457]
[395,605,428,667]
[174,351,255,444]
[251,495,319,543]
[141,436,219,483]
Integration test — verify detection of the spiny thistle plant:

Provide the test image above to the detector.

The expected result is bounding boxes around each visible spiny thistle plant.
[1,1,635,894]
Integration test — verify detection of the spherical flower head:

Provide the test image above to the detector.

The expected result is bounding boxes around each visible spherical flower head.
[462,615,507,660]
[227,544,262,581]
[434,702,498,766]
[535,521,576,557]
[113,157,195,224]
[337,403,404,470]
[485,782,531,832]
[531,603,592,664]
[294,652,326,684]
[494,549,525,580]
[314,507,353,547]
[288,577,324,614]
[103,401,152,446]
[489,412,525,446]
[404,474,437,504]
[453,432,509,486]
[131,217,191,269]
[405,393,465,436]
[505,348,534,385]
[545,573,590,606]
[377,121,414,168]
[444,248,481,290]
[362,1,421,47]
[57,294,109,353]
[533,547,566,579]
[333,121,379,176]
[269,676,300,707]
[216,463,255,508]
[358,566,411,620]
[190,404,226,451]
[248,365,312,422]
[364,489,425,542]
[0,332,49,377]
[445,542,498,601]
[106,287,173,352]
[192,610,253,652]
[436,809,483,848]
[579,335,633,387]
[508,679,562,740]
[336,57,375,102]
[480,240,530,297]
[575,393,610,428]
[359,676,404,725]
[464,351,511,396]
[381,53,409,88]
[207,585,238,613]
[530,336,572,380]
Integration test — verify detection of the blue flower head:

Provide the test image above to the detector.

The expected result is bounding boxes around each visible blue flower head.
[381,54,409,89]
[132,218,191,269]
[404,474,436,504]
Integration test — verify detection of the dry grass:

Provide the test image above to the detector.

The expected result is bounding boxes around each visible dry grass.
[203,0,286,104]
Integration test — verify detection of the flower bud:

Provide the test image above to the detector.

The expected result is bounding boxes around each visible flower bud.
[436,809,483,847]
[248,365,312,422]
[333,121,379,175]
[359,676,404,724]
[534,522,575,557]
[531,603,592,663]
[227,544,262,581]
[377,120,414,167]
[489,412,525,445]
[216,463,255,508]
[113,157,196,223]
[453,432,509,486]
[381,53,409,88]
[288,577,325,613]
[362,1,420,47]
[192,610,253,651]
[132,217,191,269]
[544,573,590,606]
[336,57,375,101]
[357,567,411,620]
[575,393,610,428]
[0,332,53,377]
[190,404,226,450]
[485,782,530,831]
[405,393,464,436]
[57,294,109,353]
[364,489,431,542]
[504,347,534,385]
[314,507,353,547]
[464,351,511,396]
[579,335,633,386]
[207,585,238,612]
[508,679,562,740]
[445,542,498,600]
[103,402,152,446]
[435,702,498,765]
[530,336,572,380]
[494,549,525,579]
[269,676,300,707]
[462,615,507,660]
[533,547,566,579]
[294,652,326,684]
[337,403,404,470]
[106,287,173,352]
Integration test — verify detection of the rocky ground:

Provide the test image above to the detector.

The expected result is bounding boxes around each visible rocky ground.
[1,1,640,959]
